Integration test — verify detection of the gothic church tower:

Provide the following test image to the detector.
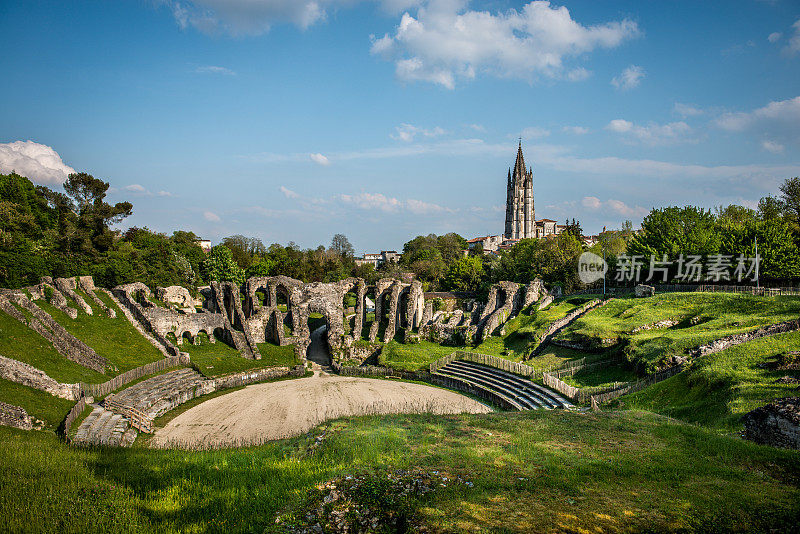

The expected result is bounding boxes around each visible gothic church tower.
[504,142,535,239]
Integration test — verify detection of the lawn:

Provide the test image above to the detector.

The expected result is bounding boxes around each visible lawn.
[0,409,797,533]
[618,329,800,433]
[560,292,800,372]
[37,292,164,374]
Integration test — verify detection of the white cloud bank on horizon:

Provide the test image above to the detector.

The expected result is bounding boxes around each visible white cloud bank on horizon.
[370,1,640,88]
[0,140,76,186]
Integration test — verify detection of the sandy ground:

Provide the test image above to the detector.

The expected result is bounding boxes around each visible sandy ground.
[150,370,491,447]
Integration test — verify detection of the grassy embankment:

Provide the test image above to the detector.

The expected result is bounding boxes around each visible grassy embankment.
[1,409,798,533]
[560,292,800,372]
[618,329,800,433]
[379,295,600,372]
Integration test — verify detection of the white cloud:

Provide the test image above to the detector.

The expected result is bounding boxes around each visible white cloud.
[520,126,550,139]
[610,64,644,90]
[468,123,485,132]
[195,65,236,75]
[203,210,221,222]
[280,186,300,198]
[581,196,601,209]
[157,190,173,197]
[562,126,589,135]
[340,192,403,212]
[165,0,338,35]
[0,140,76,186]
[339,191,452,214]
[371,1,640,88]
[716,95,800,146]
[582,196,647,218]
[124,184,150,194]
[391,123,446,142]
[767,32,782,43]
[309,153,330,166]
[761,140,785,153]
[673,103,704,117]
[784,19,800,55]
[605,119,692,145]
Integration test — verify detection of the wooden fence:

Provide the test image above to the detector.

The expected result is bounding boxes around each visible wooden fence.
[80,355,190,398]
[63,396,87,440]
[589,364,684,405]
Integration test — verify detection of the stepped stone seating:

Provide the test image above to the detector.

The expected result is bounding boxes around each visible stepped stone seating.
[435,360,572,411]
[73,405,137,447]
[105,368,210,422]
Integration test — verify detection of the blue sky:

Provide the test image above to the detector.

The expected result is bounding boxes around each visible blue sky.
[1,1,799,254]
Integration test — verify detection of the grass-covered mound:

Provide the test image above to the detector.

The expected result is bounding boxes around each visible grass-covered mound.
[36,291,164,376]
[1,409,798,532]
[561,292,800,372]
[619,329,800,433]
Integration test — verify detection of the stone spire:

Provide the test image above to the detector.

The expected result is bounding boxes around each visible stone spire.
[512,141,525,180]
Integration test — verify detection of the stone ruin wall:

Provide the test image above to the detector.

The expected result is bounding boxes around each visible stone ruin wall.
[0,274,552,370]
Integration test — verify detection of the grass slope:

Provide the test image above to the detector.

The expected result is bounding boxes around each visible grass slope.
[562,292,800,371]
[37,292,163,375]
[619,329,800,433]
[0,410,798,533]
[0,307,106,384]
[0,378,74,430]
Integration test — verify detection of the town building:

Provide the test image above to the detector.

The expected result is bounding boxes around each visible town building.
[354,250,401,268]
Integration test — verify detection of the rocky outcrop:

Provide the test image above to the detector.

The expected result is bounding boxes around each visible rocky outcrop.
[54,277,93,315]
[77,276,116,318]
[742,397,800,449]
[0,401,33,430]
[0,355,80,400]
[156,285,200,313]
[635,284,655,298]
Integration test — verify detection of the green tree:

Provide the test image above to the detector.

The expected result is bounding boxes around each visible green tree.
[201,245,245,285]
[443,256,484,292]
[330,234,355,259]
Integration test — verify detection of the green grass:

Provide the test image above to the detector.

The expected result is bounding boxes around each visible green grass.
[0,379,74,430]
[561,362,639,388]
[1,409,798,533]
[618,329,800,433]
[178,333,299,377]
[37,294,163,374]
[561,292,800,372]
[0,307,107,384]
[380,340,461,371]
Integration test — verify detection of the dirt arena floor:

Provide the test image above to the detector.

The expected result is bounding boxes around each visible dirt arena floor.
[150,370,491,447]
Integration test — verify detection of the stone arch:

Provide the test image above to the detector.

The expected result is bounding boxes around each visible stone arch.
[180,331,194,345]
[196,329,215,344]
[398,290,410,329]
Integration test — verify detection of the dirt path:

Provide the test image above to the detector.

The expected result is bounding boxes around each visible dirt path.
[150,370,491,448]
